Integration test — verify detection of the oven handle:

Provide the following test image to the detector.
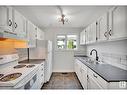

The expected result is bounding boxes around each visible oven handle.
[14,69,39,89]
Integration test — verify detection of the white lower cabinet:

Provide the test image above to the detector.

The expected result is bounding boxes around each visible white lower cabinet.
[87,75,103,89]
[80,64,88,89]
[74,58,127,89]
[74,59,82,82]
[88,68,107,89]
[38,62,45,89]
[74,59,87,89]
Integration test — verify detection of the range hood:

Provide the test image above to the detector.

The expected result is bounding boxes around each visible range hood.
[0,28,28,49]
[0,38,28,49]
[0,28,17,39]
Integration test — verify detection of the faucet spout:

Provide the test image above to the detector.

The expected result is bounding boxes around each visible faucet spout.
[90,49,99,61]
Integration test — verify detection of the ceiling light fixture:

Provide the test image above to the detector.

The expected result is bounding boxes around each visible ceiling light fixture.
[58,14,68,25]
[57,6,68,25]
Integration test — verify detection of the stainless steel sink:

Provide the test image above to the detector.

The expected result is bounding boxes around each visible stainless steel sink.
[85,58,106,64]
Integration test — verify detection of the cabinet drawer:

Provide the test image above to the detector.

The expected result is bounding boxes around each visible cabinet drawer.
[88,68,108,89]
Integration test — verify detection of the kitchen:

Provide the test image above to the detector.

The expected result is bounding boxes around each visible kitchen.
[0,6,127,90]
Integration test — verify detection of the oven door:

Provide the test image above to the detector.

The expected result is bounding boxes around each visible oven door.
[14,70,39,89]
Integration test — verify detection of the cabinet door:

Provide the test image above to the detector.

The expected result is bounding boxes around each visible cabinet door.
[74,59,82,82]
[82,30,86,44]
[86,26,91,44]
[90,22,97,43]
[80,31,84,45]
[74,60,78,75]
[88,75,103,89]
[13,10,26,39]
[27,21,36,47]
[81,64,88,89]
[0,6,13,31]
[37,28,45,40]
[110,7,127,39]
[97,13,108,41]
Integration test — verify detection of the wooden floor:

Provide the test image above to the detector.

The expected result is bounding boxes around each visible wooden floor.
[41,72,83,89]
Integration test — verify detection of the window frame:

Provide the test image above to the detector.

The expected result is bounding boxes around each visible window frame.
[56,34,66,50]
[56,34,78,51]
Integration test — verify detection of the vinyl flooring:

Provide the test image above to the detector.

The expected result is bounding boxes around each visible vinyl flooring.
[41,72,83,89]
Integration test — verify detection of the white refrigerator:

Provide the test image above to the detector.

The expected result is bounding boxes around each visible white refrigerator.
[29,40,52,83]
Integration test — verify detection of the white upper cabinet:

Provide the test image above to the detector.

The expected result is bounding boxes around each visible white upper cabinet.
[97,13,108,41]
[13,10,27,39]
[108,6,127,40]
[0,6,13,31]
[27,21,37,48]
[0,7,27,40]
[89,22,97,43]
[37,28,45,40]
[80,29,86,45]
[80,31,83,45]
[86,25,91,44]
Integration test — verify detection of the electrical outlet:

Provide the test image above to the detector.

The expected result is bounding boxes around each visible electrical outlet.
[119,81,126,88]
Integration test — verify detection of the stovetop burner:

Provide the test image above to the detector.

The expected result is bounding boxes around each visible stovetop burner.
[0,73,22,82]
[13,65,26,69]
[26,65,35,68]
[0,74,4,78]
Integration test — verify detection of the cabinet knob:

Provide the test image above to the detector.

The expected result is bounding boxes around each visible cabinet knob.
[93,74,97,78]
[14,22,18,28]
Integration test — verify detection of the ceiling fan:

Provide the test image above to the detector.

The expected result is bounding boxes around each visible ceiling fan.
[57,6,68,25]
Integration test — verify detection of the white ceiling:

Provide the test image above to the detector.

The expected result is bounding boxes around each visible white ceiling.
[14,6,112,29]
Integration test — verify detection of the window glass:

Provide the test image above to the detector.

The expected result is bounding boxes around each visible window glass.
[67,35,77,50]
[57,35,66,49]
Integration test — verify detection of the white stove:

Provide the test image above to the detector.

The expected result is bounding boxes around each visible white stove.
[0,54,40,89]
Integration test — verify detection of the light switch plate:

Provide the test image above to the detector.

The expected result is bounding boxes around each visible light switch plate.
[119,81,126,88]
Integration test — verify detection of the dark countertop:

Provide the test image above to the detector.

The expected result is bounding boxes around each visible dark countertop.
[75,56,127,82]
[19,59,45,64]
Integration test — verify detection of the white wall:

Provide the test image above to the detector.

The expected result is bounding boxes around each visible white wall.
[44,27,86,72]
[86,39,127,70]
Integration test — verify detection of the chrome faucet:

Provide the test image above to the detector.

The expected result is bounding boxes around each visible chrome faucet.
[90,49,99,61]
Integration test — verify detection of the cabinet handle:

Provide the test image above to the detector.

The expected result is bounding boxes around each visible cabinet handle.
[14,22,18,28]
[104,32,108,38]
[108,30,112,36]
[93,74,97,78]
[8,19,12,26]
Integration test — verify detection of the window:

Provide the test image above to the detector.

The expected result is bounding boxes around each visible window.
[56,35,66,49]
[67,35,77,50]
[56,34,77,50]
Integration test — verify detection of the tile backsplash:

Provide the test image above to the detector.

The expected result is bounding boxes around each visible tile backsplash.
[100,53,127,70]
[86,39,127,70]
[16,48,28,61]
